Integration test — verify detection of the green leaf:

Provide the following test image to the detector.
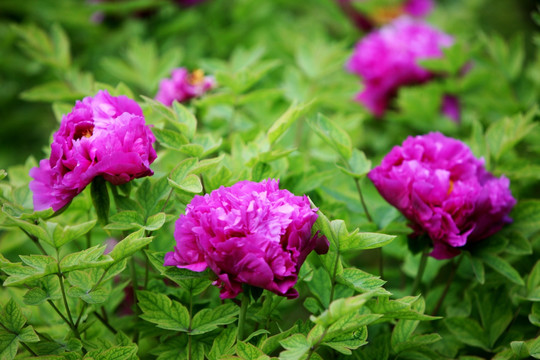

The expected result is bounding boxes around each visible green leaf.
[466,253,485,284]
[336,149,372,178]
[18,326,39,343]
[261,325,298,355]
[444,317,489,350]
[152,128,189,150]
[307,114,352,160]
[486,108,538,162]
[208,327,237,360]
[2,256,59,287]
[529,336,540,359]
[2,205,51,245]
[307,267,332,308]
[172,102,197,139]
[144,212,166,231]
[171,174,203,194]
[311,293,374,327]
[279,334,311,360]
[60,245,113,273]
[480,253,524,286]
[511,341,530,359]
[191,304,239,335]
[236,341,266,360]
[20,81,85,102]
[0,331,18,360]
[0,300,25,332]
[56,220,97,248]
[84,345,138,360]
[268,101,313,144]
[510,200,540,238]
[341,231,395,251]
[138,291,190,332]
[91,177,110,226]
[68,286,110,304]
[475,288,513,347]
[391,297,425,351]
[108,230,152,263]
[338,268,389,295]
[105,211,144,231]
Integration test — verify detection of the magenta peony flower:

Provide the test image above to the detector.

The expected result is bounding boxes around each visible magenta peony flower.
[164,179,329,299]
[403,0,433,17]
[368,132,516,259]
[155,68,215,106]
[30,90,156,211]
[346,17,454,117]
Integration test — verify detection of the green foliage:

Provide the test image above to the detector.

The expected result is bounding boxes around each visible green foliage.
[0,0,538,359]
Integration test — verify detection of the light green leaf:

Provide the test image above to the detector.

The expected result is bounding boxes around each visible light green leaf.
[0,331,18,360]
[336,149,371,178]
[236,341,266,360]
[172,102,197,139]
[57,220,97,248]
[138,291,190,332]
[18,326,39,343]
[279,334,311,360]
[191,304,239,335]
[337,268,389,295]
[208,327,237,360]
[307,114,352,160]
[341,231,395,251]
[268,101,313,144]
[108,230,152,263]
[60,245,113,273]
[152,128,188,150]
[144,212,166,231]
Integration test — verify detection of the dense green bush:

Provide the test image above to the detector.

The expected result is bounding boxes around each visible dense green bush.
[1,0,539,359]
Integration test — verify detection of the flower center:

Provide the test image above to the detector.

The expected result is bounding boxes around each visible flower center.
[372,5,405,25]
[188,69,205,85]
[447,180,454,195]
[73,124,94,140]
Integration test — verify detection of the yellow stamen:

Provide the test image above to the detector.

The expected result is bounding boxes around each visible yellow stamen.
[447,180,454,195]
[372,5,405,26]
[188,69,205,85]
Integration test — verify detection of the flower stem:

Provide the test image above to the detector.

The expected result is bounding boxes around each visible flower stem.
[20,228,47,255]
[431,255,463,315]
[237,290,250,341]
[411,249,429,295]
[353,177,373,223]
[93,311,117,334]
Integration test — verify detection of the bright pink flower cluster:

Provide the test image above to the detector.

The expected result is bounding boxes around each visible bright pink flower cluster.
[155,68,214,106]
[30,90,156,211]
[368,132,516,259]
[346,17,455,118]
[164,179,329,299]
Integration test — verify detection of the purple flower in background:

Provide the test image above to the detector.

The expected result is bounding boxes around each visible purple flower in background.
[175,0,207,6]
[368,132,516,259]
[346,17,454,117]
[404,0,433,17]
[30,90,156,211]
[155,68,215,106]
[164,179,329,299]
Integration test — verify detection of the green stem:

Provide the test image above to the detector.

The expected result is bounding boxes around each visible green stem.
[411,249,429,295]
[431,255,463,315]
[20,228,47,255]
[47,300,70,325]
[237,290,250,341]
[352,177,373,223]
[130,257,141,343]
[378,247,384,279]
[306,329,327,360]
[93,311,117,334]
[188,292,193,360]
[329,225,341,304]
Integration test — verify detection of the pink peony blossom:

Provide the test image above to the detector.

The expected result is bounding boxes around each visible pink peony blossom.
[30,90,156,211]
[155,68,214,106]
[403,0,433,17]
[346,17,453,117]
[368,132,516,259]
[164,179,329,299]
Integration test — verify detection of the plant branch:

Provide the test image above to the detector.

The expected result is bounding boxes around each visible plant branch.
[431,255,463,315]
[411,249,429,295]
